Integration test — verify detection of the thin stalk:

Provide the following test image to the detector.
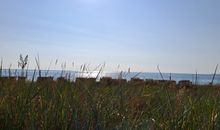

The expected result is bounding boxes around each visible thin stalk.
[8,64,12,77]
[95,63,105,80]
[61,62,66,77]
[124,67,131,78]
[81,64,86,77]
[169,73,172,80]
[211,64,218,85]
[195,70,198,85]
[0,58,3,77]
[157,65,164,80]
[87,64,101,78]
[25,63,29,78]
[157,65,173,119]
[132,72,142,79]
[72,61,74,70]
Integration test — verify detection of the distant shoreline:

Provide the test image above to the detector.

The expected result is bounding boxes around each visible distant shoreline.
[1,69,219,85]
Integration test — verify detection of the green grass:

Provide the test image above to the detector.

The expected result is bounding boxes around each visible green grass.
[1,78,220,129]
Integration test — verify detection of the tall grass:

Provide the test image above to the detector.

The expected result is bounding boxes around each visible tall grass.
[1,77,220,129]
[1,57,220,129]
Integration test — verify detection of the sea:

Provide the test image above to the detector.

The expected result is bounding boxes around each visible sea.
[1,69,220,85]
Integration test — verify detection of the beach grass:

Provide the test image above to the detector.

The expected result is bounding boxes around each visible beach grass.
[1,77,220,130]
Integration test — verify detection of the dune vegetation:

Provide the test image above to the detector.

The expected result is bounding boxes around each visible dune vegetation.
[1,75,220,130]
[1,56,220,129]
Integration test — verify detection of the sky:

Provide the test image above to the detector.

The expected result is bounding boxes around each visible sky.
[0,0,219,73]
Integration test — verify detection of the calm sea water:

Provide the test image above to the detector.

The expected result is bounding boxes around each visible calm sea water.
[1,69,220,85]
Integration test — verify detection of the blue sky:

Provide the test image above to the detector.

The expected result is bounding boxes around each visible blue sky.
[0,0,219,73]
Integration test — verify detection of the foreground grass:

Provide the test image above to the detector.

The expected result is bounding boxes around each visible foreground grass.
[1,79,220,129]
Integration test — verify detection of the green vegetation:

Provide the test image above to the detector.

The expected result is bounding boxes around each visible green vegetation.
[1,77,220,130]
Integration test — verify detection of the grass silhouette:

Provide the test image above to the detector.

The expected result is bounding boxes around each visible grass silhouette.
[0,56,220,129]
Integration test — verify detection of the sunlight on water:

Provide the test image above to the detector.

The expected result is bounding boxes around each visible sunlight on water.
[75,71,105,78]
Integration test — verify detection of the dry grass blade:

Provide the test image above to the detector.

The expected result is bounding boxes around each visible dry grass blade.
[87,64,101,78]
[25,62,29,77]
[210,64,218,85]
[0,58,3,77]
[157,65,164,80]
[72,61,74,69]
[95,63,105,80]
[8,64,12,77]
[132,72,142,79]
[124,67,131,78]
[55,59,58,65]
[157,64,173,120]
[118,71,123,79]
[195,70,198,85]
[60,62,67,77]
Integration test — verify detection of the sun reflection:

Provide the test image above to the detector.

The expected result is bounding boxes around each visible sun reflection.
[76,71,105,78]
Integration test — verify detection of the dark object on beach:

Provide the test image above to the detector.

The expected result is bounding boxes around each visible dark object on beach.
[130,78,144,82]
[99,77,127,87]
[129,78,145,86]
[17,77,27,85]
[75,77,96,86]
[167,80,177,88]
[37,77,53,83]
[56,77,69,84]
[145,79,154,85]
[178,80,192,88]
[17,76,26,81]
[100,77,113,86]
[0,77,17,87]
[0,77,16,82]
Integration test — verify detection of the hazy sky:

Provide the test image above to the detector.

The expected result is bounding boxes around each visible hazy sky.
[0,0,219,73]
